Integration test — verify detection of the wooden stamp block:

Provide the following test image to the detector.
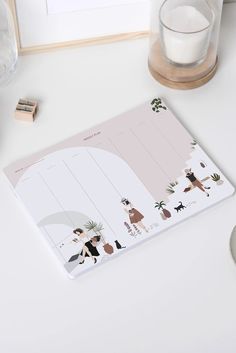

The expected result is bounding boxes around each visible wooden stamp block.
[15,99,38,122]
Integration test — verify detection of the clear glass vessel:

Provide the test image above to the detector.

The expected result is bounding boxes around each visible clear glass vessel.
[148,0,223,89]
[0,0,18,85]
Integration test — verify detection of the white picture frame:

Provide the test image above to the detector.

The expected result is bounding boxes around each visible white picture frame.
[8,0,150,55]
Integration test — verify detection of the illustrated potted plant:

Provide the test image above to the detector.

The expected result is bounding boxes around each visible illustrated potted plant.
[155,201,171,219]
[84,220,114,255]
[211,173,224,185]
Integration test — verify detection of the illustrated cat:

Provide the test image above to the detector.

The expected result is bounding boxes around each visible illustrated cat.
[174,201,186,212]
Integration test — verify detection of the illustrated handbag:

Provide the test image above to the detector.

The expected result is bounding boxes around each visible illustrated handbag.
[68,253,84,263]
[103,243,114,255]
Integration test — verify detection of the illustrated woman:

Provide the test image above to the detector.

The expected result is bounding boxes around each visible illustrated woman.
[121,198,148,233]
[72,228,88,243]
[79,236,101,264]
[185,168,210,197]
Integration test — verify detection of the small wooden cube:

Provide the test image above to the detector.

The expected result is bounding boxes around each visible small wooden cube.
[15,99,38,122]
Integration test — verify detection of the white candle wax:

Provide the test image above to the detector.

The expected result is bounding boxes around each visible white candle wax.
[161,5,212,65]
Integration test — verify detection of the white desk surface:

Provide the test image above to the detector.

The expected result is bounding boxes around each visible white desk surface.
[0,4,236,353]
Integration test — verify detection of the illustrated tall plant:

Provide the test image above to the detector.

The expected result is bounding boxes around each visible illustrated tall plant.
[124,222,136,237]
[154,201,171,218]
[151,98,167,113]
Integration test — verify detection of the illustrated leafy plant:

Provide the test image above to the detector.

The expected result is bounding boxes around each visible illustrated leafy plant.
[166,188,174,194]
[84,220,97,232]
[84,220,104,237]
[151,98,167,113]
[191,139,197,150]
[211,173,221,182]
[154,201,166,210]
[166,181,178,194]
[94,222,104,234]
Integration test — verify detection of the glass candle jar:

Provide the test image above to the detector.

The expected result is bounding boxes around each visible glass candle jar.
[0,0,18,85]
[148,0,223,89]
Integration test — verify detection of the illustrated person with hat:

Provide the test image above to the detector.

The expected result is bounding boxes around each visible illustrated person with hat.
[121,198,148,233]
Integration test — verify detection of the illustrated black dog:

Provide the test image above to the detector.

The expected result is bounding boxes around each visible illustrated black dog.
[174,201,186,212]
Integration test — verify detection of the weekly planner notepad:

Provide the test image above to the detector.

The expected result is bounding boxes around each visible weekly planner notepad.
[4,98,234,278]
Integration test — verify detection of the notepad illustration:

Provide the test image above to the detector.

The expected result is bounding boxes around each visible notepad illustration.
[4,98,234,278]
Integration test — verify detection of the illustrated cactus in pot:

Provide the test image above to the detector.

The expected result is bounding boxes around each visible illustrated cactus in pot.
[155,201,171,219]
[211,173,224,185]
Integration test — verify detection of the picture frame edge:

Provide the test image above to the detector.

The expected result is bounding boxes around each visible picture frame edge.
[8,0,149,55]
